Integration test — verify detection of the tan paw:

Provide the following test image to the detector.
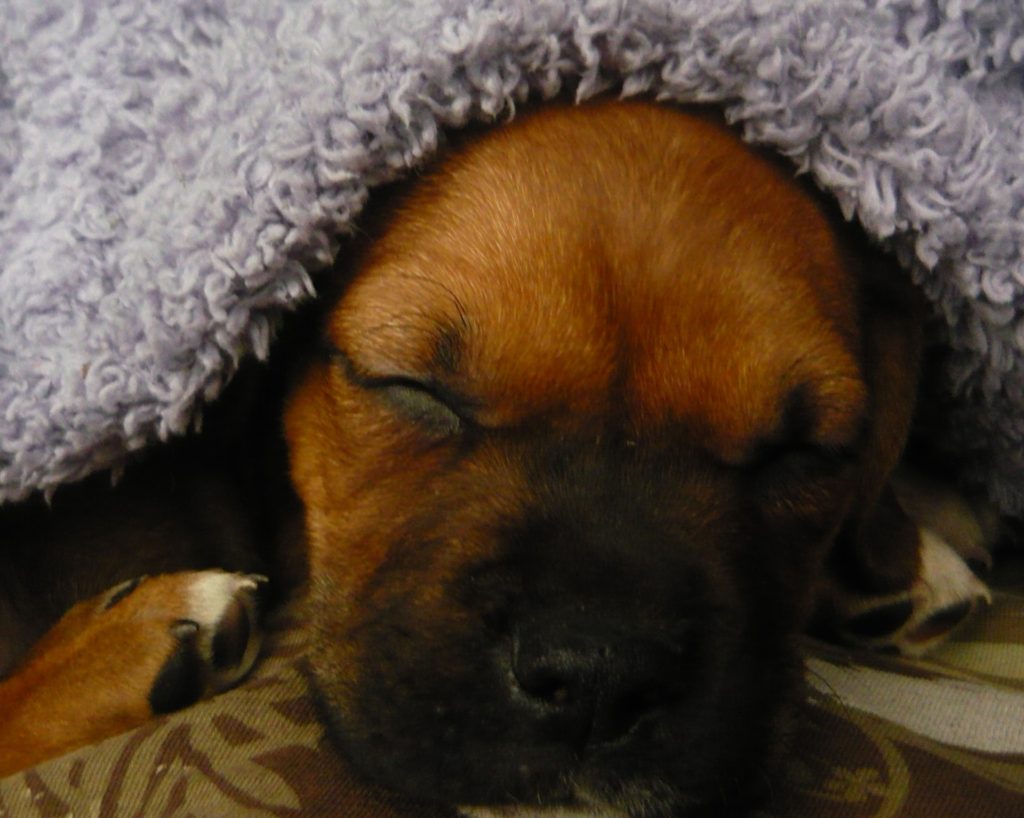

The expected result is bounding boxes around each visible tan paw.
[0,570,267,775]
[39,570,267,713]
[138,571,267,712]
[891,468,1002,573]
[834,529,990,656]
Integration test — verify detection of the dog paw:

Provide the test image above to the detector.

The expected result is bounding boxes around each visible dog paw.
[0,570,267,775]
[55,570,267,715]
[891,467,1003,575]
[835,529,990,656]
[143,571,267,713]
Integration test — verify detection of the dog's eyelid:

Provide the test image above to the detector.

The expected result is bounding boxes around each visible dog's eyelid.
[326,346,477,430]
[376,378,467,436]
[747,440,856,476]
[372,374,470,413]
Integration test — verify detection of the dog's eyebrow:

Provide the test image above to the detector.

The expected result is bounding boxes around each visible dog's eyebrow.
[746,382,863,465]
[776,384,818,449]
[430,325,463,375]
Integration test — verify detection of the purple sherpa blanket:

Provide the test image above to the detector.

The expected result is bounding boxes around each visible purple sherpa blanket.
[1,1,1023,512]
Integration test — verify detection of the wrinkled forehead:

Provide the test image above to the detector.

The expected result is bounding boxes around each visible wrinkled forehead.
[328,103,865,453]
[331,187,619,425]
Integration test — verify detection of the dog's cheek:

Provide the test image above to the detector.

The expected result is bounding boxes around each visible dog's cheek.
[291,423,530,702]
[285,368,371,597]
[284,363,333,517]
[286,363,447,580]
[306,519,536,801]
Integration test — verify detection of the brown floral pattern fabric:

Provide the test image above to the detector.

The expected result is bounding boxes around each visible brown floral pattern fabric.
[776,587,1024,818]
[0,618,449,818]
[2,589,1023,817]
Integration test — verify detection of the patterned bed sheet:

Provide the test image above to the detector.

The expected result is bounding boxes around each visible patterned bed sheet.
[2,577,1022,817]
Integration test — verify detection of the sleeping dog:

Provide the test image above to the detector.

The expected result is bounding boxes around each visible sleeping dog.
[0,100,995,816]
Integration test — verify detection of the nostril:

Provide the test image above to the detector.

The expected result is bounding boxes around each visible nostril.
[594,681,678,744]
[517,668,573,706]
[510,622,684,747]
[510,640,601,747]
[512,641,590,709]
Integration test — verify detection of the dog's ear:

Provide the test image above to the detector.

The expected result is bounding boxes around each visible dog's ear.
[829,246,926,593]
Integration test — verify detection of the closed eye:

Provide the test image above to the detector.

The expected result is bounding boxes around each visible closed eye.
[745,381,860,489]
[326,346,471,438]
[749,443,857,509]
[372,377,465,437]
[756,444,853,480]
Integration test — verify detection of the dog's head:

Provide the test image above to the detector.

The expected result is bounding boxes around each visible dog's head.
[285,101,876,817]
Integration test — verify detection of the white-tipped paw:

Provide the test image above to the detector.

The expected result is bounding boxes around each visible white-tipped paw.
[835,530,990,656]
[95,570,267,714]
[181,571,267,693]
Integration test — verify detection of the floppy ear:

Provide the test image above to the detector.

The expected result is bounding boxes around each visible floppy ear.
[827,248,926,594]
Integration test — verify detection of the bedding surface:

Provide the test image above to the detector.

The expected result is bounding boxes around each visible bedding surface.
[4,588,1024,817]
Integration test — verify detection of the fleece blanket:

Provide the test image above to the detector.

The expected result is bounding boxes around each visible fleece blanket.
[1,0,1023,512]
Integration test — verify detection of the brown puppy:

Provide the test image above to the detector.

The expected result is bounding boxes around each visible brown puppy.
[0,100,992,816]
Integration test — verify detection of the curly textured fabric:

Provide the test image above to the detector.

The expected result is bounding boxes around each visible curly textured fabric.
[1,0,1023,510]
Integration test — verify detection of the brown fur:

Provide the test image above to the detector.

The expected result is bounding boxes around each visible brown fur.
[0,100,924,816]
[284,101,923,811]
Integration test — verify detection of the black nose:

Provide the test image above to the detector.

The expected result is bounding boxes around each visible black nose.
[510,614,684,746]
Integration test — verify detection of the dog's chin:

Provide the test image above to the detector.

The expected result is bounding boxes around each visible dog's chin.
[460,802,631,818]
[309,655,796,818]
[462,810,614,818]
[458,777,692,818]
[306,579,805,818]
